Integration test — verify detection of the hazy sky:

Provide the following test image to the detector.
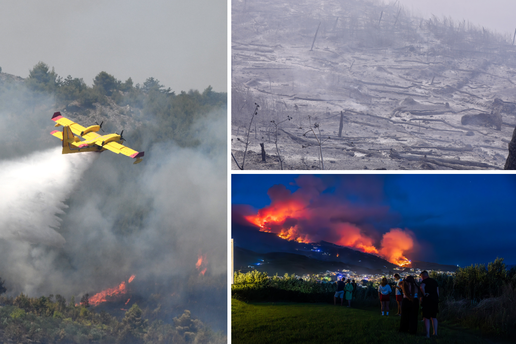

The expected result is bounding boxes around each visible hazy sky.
[0,0,226,92]
[395,0,516,35]
[232,174,516,267]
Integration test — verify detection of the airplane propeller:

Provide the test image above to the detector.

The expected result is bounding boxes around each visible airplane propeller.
[96,121,105,132]
[118,130,126,142]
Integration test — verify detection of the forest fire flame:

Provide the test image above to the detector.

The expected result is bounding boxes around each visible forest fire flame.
[196,254,207,276]
[245,204,414,267]
[89,274,136,307]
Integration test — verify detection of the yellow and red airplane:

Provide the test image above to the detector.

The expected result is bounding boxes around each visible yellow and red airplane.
[50,112,144,164]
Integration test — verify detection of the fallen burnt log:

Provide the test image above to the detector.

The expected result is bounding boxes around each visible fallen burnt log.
[461,112,502,130]
[391,152,500,170]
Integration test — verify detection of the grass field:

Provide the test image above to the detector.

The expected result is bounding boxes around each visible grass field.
[231,299,511,344]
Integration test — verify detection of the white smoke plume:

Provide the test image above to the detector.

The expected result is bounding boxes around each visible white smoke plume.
[0,148,97,246]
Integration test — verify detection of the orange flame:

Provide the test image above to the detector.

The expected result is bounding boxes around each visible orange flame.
[196,255,204,269]
[125,298,130,305]
[246,207,414,267]
[196,254,207,276]
[379,229,414,267]
[89,275,136,307]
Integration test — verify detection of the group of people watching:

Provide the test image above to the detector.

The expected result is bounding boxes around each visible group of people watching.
[333,278,356,307]
[334,270,439,338]
[381,271,439,338]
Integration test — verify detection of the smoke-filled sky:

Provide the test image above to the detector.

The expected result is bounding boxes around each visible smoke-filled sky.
[395,0,516,35]
[232,174,516,267]
[0,0,226,92]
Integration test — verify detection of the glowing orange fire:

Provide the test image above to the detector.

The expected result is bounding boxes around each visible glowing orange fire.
[246,210,414,267]
[89,275,136,306]
[196,254,207,276]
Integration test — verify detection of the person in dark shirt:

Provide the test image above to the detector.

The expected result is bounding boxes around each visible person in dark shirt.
[420,271,439,338]
[334,277,345,305]
[399,275,419,335]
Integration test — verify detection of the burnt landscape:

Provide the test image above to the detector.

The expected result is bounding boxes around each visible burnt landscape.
[231,0,516,170]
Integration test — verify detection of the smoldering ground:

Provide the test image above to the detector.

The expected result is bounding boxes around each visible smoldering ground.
[0,83,227,330]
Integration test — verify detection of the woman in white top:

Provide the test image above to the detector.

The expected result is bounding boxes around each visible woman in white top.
[378,277,392,316]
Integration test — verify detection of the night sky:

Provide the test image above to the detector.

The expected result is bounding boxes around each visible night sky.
[232,174,516,267]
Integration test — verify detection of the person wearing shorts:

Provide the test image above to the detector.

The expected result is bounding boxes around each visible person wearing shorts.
[394,273,403,315]
[378,277,392,316]
[334,277,345,305]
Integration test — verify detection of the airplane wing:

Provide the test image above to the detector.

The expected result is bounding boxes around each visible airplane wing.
[51,112,86,136]
[102,141,145,163]
[52,112,103,141]
[50,130,63,140]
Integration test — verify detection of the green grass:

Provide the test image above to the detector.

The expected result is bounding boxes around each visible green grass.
[232,299,510,344]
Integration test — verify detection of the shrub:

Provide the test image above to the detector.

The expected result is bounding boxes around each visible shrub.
[10,307,25,320]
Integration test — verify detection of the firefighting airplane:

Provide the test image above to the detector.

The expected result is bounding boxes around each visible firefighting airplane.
[50,112,144,164]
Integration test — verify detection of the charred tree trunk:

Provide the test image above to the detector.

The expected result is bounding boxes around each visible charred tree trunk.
[310,22,321,51]
[338,111,345,137]
[260,143,266,162]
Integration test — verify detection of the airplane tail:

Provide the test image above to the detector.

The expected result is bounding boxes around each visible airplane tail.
[61,126,76,154]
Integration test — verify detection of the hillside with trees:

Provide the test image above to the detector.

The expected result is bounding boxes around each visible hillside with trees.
[0,63,227,342]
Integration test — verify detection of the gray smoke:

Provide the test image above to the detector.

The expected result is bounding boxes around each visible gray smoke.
[0,81,226,329]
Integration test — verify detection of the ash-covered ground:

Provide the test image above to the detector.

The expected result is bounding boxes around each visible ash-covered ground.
[231,0,516,170]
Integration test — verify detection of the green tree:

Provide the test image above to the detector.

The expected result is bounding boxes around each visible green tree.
[120,77,134,91]
[143,77,172,94]
[173,310,202,340]
[57,75,87,102]
[487,257,508,296]
[26,61,60,93]
[116,304,146,344]
[79,86,104,107]
[93,71,119,96]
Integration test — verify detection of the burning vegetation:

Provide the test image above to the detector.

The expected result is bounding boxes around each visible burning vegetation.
[88,274,136,307]
[196,254,208,276]
[243,175,415,267]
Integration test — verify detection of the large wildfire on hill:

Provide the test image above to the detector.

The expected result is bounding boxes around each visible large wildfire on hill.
[241,175,416,267]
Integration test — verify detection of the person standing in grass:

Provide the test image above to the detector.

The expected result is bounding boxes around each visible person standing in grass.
[420,271,439,338]
[399,275,419,334]
[393,273,403,316]
[344,279,354,307]
[378,277,392,316]
[334,277,345,306]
